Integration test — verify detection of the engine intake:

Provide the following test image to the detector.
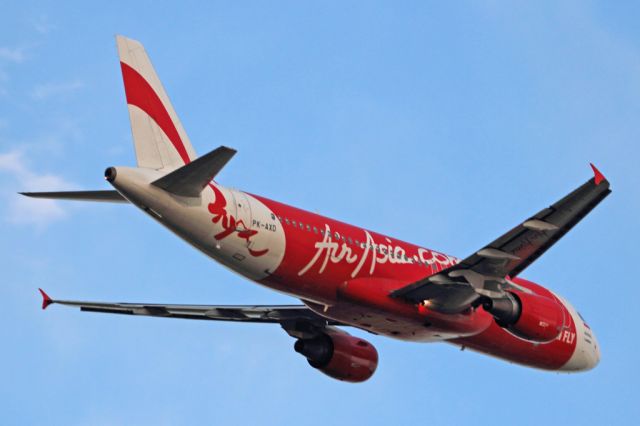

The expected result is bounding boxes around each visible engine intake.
[483,291,564,343]
[294,330,378,383]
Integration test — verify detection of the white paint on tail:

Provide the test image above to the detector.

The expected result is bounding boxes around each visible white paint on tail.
[116,35,197,170]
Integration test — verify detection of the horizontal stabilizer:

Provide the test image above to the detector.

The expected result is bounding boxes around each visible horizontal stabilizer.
[152,146,236,197]
[20,190,128,203]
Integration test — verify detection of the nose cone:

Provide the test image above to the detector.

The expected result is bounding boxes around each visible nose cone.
[593,334,601,367]
[563,334,599,372]
[559,315,601,372]
[589,330,601,368]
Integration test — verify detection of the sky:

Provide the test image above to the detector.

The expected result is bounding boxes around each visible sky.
[1,1,639,424]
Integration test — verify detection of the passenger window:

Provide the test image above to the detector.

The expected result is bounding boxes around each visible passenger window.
[292,221,297,227]
[313,226,318,234]
[334,232,340,239]
[348,237,353,244]
[285,218,290,225]
[307,225,311,232]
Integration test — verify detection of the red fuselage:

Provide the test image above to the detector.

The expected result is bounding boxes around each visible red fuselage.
[245,194,583,371]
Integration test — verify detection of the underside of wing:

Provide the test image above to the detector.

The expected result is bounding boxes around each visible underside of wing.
[38,289,333,326]
[392,164,611,313]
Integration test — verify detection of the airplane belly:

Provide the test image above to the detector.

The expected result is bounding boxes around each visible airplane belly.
[303,300,475,342]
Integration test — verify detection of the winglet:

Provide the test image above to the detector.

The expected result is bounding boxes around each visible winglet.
[590,163,606,185]
[38,288,53,310]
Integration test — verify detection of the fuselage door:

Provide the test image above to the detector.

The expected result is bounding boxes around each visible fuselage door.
[231,190,254,238]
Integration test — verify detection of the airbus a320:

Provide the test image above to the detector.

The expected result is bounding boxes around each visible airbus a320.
[26,36,610,382]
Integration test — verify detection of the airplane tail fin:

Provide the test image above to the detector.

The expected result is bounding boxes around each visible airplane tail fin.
[116,35,197,170]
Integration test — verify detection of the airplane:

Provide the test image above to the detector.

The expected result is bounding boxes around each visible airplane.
[25,36,610,383]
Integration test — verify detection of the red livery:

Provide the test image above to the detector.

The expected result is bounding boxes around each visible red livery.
[26,36,608,382]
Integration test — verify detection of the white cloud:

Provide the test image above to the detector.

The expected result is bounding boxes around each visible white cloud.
[30,15,57,35]
[0,43,32,96]
[0,67,9,96]
[0,68,6,81]
[30,80,84,100]
[0,46,27,63]
[0,150,77,227]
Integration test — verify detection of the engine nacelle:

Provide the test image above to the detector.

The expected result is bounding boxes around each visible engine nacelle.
[294,330,378,383]
[483,291,564,343]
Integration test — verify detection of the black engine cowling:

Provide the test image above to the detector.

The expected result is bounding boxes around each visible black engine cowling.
[294,330,378,383]
[483,291,564,342]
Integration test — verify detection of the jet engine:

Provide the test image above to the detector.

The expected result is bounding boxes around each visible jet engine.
[294,330,378,382]
[482,291,564,342]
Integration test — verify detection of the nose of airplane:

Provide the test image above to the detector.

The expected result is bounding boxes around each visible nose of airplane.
[590,331,601,368]
[559,312,600,372]
[579,330,600,371]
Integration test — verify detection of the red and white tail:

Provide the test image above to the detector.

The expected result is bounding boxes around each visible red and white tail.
[116,35,197,170]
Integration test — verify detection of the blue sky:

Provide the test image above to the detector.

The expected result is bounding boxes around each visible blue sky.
[1,1,639,424]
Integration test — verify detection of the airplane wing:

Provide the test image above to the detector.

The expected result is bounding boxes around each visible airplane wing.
[38,289,336,336]
[391,164,611,313]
